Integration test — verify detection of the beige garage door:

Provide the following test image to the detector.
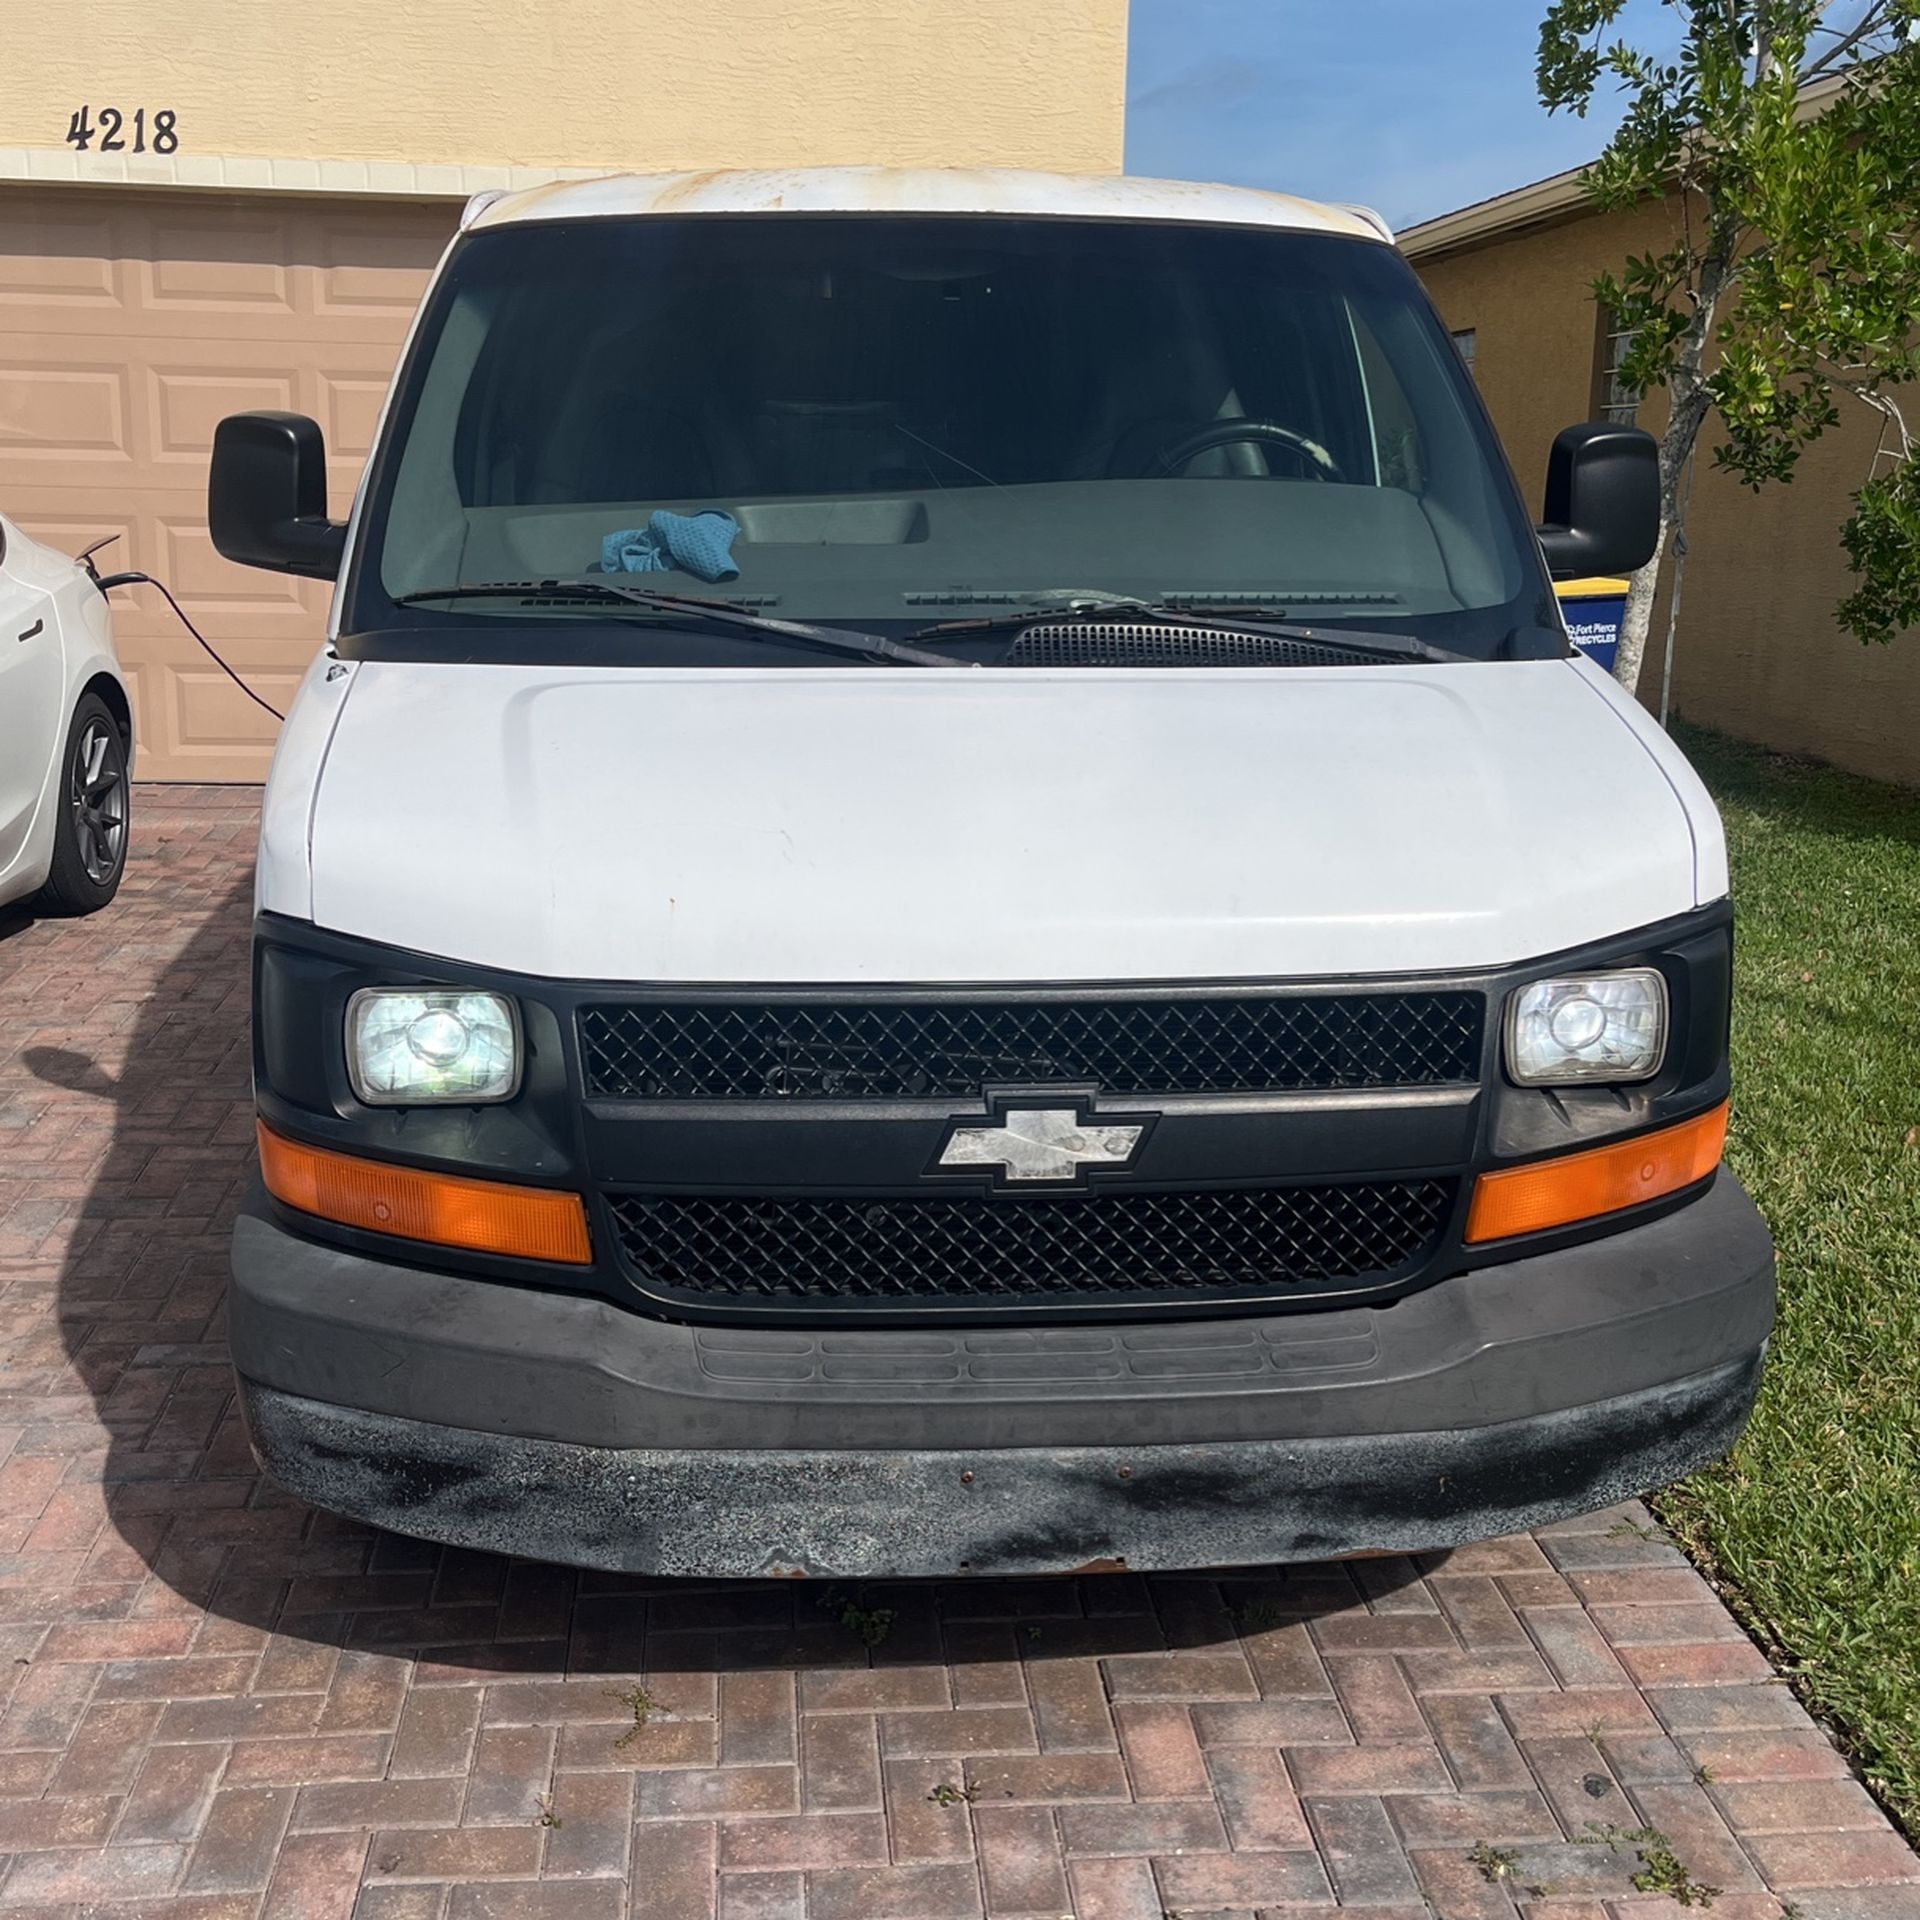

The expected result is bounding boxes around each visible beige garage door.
[0,185,457,780]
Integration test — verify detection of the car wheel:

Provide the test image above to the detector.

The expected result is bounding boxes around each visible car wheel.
[34,691,130,916]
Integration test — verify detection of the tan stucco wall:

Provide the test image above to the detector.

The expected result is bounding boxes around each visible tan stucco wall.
[1416,204,1920,789]
[1,0,1128,177]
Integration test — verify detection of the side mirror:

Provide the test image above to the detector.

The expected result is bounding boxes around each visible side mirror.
[1537,422,1659,579]
[209,412,347,579]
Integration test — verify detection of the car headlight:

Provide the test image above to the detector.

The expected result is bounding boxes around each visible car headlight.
[346,989,521,1105]
[1505,969,1668,1085]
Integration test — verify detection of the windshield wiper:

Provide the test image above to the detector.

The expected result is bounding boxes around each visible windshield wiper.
[393,579,969,669]
[909,597,1470,664]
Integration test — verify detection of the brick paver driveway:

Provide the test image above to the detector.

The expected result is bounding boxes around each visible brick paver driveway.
[0,785,1913,1919]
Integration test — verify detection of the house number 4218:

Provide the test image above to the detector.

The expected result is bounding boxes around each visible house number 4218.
[65,108,179,154]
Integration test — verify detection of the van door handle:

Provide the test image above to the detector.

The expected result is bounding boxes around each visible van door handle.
[16,619,42,643]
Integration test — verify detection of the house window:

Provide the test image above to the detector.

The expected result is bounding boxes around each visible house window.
[1599,317,1639,424]
[1451,327,1477,378]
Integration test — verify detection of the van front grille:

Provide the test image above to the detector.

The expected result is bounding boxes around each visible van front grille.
[579,991,1482,1101]
[605,1178,1455,1310]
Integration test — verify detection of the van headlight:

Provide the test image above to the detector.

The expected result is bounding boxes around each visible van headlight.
[1505,969,1667,1085]
[346,989,521,1104]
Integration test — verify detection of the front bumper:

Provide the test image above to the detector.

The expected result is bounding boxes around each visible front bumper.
[230,1172,1774,1577]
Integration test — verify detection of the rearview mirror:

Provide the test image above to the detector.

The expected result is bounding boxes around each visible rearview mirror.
[209,411,347,579]
[1537,422,1659,579]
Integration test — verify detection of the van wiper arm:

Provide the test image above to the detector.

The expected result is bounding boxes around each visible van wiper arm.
[909,598,1469,664]
[393,579,968,668]
[1157,605,1471,664]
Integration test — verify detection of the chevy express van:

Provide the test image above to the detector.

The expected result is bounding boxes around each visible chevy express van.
[213,169,1774,1578]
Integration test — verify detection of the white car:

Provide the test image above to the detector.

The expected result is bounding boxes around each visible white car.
[0,517,132,915]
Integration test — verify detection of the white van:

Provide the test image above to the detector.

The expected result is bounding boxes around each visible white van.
[214,169,1773,1578]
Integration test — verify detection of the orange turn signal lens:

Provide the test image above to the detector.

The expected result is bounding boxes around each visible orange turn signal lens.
[1464,1101,1728,1244]
[257,1121,592,1265]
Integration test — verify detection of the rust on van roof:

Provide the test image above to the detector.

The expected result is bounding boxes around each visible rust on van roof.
[462,166,1391,243]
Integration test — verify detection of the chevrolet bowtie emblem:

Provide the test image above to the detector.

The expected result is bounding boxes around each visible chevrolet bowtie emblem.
[935,1105,1147,1184]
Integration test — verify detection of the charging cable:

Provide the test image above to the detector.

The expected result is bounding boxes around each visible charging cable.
[79,537,287,724]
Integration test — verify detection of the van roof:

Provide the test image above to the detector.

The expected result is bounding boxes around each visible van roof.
[462,167,1392,244]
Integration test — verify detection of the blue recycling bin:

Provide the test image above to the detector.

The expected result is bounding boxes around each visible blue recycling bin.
[1555,576,1629,674]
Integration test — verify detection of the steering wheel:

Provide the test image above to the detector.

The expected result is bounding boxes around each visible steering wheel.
[1148,419,1346,482]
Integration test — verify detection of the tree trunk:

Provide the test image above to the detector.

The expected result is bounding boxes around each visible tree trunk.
[1614,516,1672,696]
[1610,214,1735,699]
[1613,395,1705,697]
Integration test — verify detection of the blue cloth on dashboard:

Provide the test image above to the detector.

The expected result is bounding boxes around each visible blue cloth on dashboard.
[600,510,740,583]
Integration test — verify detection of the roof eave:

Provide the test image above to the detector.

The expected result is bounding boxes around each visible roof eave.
[1397,164,1589,261]
[1399,67,1853,262]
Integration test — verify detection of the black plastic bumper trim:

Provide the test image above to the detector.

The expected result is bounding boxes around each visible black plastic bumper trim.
[229,1170,1773,1454]
[237,1354,1763,1579]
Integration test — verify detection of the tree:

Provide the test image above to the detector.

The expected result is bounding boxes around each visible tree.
[1537,0,1920,697]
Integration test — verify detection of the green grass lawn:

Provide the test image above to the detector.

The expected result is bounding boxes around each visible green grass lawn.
[1657,723,1920,1834]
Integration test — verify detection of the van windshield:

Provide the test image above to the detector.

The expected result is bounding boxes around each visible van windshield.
[353,214,1556,660]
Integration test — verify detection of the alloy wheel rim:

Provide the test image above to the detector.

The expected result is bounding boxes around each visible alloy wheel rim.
[69,719,127,885]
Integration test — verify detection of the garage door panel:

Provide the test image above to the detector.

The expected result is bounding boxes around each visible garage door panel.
[147,241,296,313]
[0,359,135,469]
[149,367,301,463]
[166,667,291,771]
[313,370,397,461]
[175,663,314,721]
[0,184,457,778]
[0,219,122,307]
[137,628,321,774]
[313,216,448,316]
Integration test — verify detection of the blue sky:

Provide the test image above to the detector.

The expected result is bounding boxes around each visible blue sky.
[1125,0,1666,230]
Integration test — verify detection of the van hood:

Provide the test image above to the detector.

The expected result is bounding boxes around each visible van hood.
[302,657,1710,982]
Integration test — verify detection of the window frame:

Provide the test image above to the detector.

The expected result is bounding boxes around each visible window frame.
[1596,312,1640,426]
